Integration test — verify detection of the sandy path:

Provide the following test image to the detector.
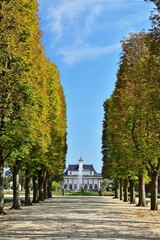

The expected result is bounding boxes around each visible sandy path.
[0,196,160,240]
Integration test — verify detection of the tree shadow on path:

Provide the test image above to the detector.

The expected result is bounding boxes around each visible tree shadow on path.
[0,196,159,240]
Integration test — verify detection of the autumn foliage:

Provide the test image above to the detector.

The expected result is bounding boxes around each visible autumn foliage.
[0,0,67,213]
[102,2,160,210]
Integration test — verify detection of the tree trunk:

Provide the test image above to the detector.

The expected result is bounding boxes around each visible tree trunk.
[0,158,5,214]
[129,179,136,204]
[150,158,160,210]
[137,174,146,207]
[25,169,32,206]
[115,179,120,199]
[48,178,52,198]
[123,178,129,202]
[32,175,39,203]
[11,163,21,209]
[120,179,123,200]
[43,171,48,200]
[38,170,44,201]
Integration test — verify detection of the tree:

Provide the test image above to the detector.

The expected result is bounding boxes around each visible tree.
[145,0,160,11]
[102,29,159,209]
[119,31,160,209]
[3,177,10,190]
[0,0,67,213]
[102,100,113,179]
[0,0,39,213]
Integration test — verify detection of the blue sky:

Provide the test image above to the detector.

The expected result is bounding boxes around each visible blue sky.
[38,0,154,173]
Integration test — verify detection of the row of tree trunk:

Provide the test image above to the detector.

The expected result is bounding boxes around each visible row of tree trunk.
[114,171,159,210]
[4,167,53,213]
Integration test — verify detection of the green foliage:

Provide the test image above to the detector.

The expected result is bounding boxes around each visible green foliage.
[3,177,10,189]
[98,190,114,196]
[52,181,61,191]
[0,0,67,212]
[67,191,98,196]
[101,179,109,189]
[0,0,67,173]
[102,29,160,194]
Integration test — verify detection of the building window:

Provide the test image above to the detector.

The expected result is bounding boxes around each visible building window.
[69,184,72,190]
[84,184,87,189]
[89,184,92,190]
[64,184,67,189]
[74,184,77,190]
[94,184,98,190]
[90,172,92,175]
[70,172,72,175]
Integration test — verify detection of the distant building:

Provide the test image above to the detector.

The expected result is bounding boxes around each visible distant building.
[62,157,102,191]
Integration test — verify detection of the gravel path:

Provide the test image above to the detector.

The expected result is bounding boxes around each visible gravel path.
[0,196,160,240]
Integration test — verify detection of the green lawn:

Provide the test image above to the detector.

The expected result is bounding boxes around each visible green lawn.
[67,191,98,196]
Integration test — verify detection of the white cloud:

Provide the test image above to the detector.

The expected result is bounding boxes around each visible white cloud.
[84,4,103,35]
[45,0,125,41]
[106,13,150,30]
[38,0,151,65]
[58,43,121,65]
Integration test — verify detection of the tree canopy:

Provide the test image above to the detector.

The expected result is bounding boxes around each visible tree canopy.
[0,0,67,213]
[102,1,160,210]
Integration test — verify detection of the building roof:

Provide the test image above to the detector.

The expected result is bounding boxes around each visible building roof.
[63,164,101,177]
[68,164,96,171]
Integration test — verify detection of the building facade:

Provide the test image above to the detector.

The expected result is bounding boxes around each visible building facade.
[62,158,102,191]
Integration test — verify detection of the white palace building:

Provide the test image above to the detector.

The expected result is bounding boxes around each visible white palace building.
[62,158,102,191]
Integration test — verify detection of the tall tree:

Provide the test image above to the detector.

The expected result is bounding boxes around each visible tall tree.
[0,0,67,213]
[0,0,39,213]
